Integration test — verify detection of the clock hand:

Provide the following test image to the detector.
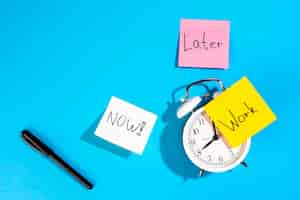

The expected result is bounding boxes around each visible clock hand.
[201,138,215,150]
[202,121,219,150]
[212,121,218,138]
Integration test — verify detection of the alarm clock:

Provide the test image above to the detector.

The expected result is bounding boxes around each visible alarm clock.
[177,78,251,176]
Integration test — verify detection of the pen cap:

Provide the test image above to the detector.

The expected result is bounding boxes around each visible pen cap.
[22,130,52,155]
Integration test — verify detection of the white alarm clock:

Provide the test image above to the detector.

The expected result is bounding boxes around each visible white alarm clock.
[177,78,251,176]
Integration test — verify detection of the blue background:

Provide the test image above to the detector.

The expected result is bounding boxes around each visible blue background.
[0,0,299,199]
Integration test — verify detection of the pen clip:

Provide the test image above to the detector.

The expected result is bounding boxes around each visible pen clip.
[22,130,52,155]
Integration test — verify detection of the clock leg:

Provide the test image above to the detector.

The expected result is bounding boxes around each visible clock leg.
[241,161,248,168]
[199,169,206,176]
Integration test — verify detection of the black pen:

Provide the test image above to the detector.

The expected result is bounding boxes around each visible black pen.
[21,129,93,190]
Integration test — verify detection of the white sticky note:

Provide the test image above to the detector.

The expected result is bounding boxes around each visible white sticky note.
[95,96,157,155]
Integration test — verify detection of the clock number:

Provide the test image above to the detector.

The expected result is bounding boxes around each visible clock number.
[198,118,205,126]
[218,156,224,163]
[193,128,199,135]
[229,149,235,158]
[197,149,202,156]
[207,155,212,162]
[188,139,196,146]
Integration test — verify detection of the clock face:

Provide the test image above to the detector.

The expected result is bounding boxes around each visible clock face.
[183,108,251,173]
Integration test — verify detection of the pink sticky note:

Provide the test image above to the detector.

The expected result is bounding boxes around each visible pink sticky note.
[178,19,230,69]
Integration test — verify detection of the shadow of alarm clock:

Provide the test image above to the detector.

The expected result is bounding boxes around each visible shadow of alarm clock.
[177,78,250,176]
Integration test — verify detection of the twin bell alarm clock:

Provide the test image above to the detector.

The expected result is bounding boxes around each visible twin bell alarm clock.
[177,78,250,176]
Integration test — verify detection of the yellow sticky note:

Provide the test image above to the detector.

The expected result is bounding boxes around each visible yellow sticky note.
[204,76,276,147]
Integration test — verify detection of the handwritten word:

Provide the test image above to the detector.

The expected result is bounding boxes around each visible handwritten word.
[218,102,258,132]
[107,111,146,136]
[183,32,223,52]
